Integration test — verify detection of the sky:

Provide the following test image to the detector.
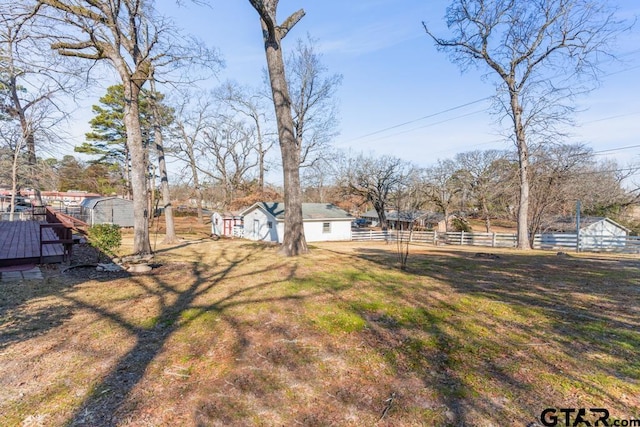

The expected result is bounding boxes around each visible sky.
[69,0,640,183]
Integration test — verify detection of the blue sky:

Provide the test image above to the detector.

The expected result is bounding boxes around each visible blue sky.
[73,0,640,180]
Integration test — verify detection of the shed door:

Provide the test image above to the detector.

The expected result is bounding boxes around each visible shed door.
[223,219,232,236]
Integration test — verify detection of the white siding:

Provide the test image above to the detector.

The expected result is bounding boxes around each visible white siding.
[582,219,627,237]
[581,219,628,250]
[303,219,352,242]
[242,207,279,242]
[240,204,352,243]
[276,222,285,242]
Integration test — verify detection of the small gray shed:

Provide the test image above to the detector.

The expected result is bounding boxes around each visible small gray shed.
[80,196,134,227]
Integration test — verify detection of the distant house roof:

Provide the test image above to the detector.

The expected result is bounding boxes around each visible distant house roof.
[543,216,630,233]
[360,210,378,219]
[361,209,445,223]
[241,202,352,221]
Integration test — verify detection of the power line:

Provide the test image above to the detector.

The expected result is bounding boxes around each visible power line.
[343,96,492,143]
[366,108,489,143]
[582,111,640,125]
[602,64,640,77]
[571,166,640,178]
[618,48,640,58]
[340,60,639,147]
[593,144,640,155]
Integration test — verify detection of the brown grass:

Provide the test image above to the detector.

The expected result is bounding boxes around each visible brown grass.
[1,239,638,426]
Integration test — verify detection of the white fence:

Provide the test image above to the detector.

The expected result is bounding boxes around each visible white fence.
[0,211,32,221]
[351,230,640,254]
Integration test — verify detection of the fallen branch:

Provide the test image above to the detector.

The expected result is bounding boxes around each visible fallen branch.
[378,391,396,422]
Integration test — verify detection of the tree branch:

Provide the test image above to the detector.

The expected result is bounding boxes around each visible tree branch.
[277,9,305,40]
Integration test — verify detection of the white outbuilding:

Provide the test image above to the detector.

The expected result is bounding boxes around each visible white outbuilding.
[540,216,630,251]
[239,202,353,243]
[578,217,630,250]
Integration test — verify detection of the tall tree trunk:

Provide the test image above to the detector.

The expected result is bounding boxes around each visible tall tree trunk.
[156,133,176,243]
[23,130,43,206]
[511,91,531,249]
[9,139,23,222]
[267,37,307,255]
[149,76,177,244]
[258,151,265,193]
[123,81,152,254]
[24,130,37,201]
[373,200,387,229]
[191,158,204,224]
[256,121,266,193]
[253,3,308,256]
[23,132,42,206]
[10,75,41,206]
[122,146,131,198]
[481,195,491,233]
[444,206,450,232]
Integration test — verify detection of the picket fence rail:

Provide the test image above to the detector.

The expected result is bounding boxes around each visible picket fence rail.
[351,230,640,254]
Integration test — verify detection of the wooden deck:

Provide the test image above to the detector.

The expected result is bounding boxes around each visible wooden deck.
[0,220,65,267]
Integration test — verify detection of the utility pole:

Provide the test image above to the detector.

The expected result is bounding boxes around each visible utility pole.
[576,200,581,252]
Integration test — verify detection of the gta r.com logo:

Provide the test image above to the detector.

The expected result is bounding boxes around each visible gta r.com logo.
[540,408,640,426]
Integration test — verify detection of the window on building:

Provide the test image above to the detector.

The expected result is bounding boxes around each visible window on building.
[322,222,331,233]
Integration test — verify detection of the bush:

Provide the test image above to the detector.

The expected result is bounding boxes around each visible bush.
[451,217,472,232]
[87,223,122,257]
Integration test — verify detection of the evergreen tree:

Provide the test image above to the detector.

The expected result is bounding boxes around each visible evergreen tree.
[76,85,173,196]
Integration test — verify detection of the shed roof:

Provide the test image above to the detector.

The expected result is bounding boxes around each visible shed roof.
[361,209,445,223]
[80,196,132,209]
[242,202,352,221]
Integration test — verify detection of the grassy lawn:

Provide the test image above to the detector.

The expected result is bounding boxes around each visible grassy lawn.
[1,238,638,426]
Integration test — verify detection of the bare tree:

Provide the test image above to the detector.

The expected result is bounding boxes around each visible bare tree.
[198,117,259,209]
[169,91,216,224]
[0,96,68,218]
[455,149,512,232]
[0,3,76,205]
[286,34,342,168]
[527,144,590,240]
[579,160,640,216]
[149,68,176,243]
[247,0,308,256]
[422,159,463,232]
[1,124,25,221]
[38,0,220,254]
[302,153,335,203]
[37,0,159,254]
[528,144,640,241]
[340,153,410,229]
[214,81,275,193]
[391,168,423,270]
[424,0,629,249]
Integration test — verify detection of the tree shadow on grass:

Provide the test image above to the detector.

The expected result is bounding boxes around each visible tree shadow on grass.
[324,244,640,425]
[0,280,75,351]
[0,243,122,351]
[59,245,335,426]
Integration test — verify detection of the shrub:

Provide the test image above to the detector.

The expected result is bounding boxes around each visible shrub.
[87,223,122,257]
[451,217,472,232]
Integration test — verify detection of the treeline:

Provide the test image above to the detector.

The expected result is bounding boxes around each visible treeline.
[1,0,637,252]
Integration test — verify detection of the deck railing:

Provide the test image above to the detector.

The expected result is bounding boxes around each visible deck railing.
[39,207,86,263]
